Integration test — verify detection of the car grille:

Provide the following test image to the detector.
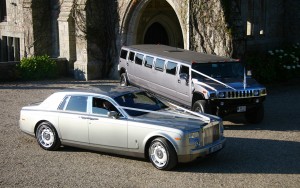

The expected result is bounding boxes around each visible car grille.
[225,90,256,99]
[202,122,220,146]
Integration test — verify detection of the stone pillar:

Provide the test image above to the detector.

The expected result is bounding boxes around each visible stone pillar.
[58,0,77,75]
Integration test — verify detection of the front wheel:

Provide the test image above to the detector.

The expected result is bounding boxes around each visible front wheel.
[148,137,177,170]
[36,122,61,151]
[192,100,211,114]
[245,104,264,124]
[120,73,129,86]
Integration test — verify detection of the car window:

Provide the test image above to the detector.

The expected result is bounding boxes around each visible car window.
[135,53,144,65]
[58,96,69,110]
[65,96,88,113]
[92,97,118,115]
[129,51,135,62]
[144,56,154,68]
[166,61,177,75]
[120,49,128,59]
[114,91,167,116]
[155,58,165,72]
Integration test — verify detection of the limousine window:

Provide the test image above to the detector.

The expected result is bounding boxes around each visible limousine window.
[166,61,177,75]
[129,51,135,61]
[120,49,128,59]
[135,53,144,65]
[155,58,165,71]
[145,56,154,68]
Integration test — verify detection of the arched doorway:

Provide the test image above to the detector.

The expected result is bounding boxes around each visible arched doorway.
[122,0,184,48]
[144,22,169,45]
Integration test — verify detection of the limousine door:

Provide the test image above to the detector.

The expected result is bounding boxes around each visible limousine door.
[176,65,191,105]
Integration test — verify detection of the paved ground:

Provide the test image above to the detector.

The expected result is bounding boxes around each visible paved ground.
[0,79,299,187]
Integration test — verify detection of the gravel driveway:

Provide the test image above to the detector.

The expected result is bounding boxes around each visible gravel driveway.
[0,79,299,187]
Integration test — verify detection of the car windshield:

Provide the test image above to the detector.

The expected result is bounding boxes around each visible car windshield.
[192,62,244,79]
[114,91,168,116]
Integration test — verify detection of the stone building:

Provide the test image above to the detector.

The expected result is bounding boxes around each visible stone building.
[0,0,299,80]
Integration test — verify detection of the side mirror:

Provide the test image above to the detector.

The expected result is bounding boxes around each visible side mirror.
[107,111,119,119]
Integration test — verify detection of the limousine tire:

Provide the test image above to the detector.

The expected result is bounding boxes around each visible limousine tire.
[192,100,211,114]
[148,137,177,170]
[245,104,264,124]
[120,73,129,86]
[36,122,61,151]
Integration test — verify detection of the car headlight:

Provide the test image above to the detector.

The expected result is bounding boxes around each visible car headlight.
[189,132,199,138]
[254,90,260,96]
[218,92,226,98]
[188,131,200,146]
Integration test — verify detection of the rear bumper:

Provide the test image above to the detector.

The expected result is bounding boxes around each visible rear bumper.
[178,137,226,163]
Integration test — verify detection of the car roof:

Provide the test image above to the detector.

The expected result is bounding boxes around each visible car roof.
[123,44,237,65]
[60,85,142,98]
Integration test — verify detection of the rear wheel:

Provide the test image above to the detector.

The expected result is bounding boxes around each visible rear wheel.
[245,104,264,124]
[148,137,177,170]
[192,100,211,114]
[36,122,61,151]
[120,73,128,86]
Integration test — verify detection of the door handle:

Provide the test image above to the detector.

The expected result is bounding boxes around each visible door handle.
[126,62,129,66]
[178,79,181,83]
[80,116,98,120]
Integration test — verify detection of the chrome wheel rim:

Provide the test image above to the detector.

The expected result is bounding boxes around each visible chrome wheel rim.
[37,125,54,148]
[149,141,168,168]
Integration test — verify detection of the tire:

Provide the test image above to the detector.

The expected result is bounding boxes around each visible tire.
[148,137,177,170]
[245,104,264,124]
[192,100,211,114]
[120,73,129,86]
[36,122,61,151]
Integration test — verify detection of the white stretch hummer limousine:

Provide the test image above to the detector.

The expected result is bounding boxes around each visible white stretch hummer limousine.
[118,45,267,123]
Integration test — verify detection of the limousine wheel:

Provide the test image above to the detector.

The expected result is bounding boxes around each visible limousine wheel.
[192,100,211,114]
[36,122,61,151]
[148,137,177,170]
[245,104,264,124]
[120,73,128,86]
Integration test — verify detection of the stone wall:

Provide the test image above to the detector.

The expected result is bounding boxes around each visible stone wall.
[189,0,235,58]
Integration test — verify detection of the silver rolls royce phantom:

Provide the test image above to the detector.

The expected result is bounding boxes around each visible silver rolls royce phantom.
[19,85,226,170]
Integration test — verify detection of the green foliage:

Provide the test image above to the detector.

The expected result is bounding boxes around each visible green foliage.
[17,55,58,80]
[247,43,300,84]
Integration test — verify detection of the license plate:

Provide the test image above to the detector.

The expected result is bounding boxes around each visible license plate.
[237,106,246,112]
[210,144,223,153]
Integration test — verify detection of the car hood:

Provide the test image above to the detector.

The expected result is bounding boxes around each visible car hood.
[132,109,209,131]
[194,77,264,91]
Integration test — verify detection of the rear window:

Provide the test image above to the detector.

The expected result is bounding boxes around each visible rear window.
[135,53,144,65]
[120,49,128,59]
[166,61,177,75]
[155,58,165,72]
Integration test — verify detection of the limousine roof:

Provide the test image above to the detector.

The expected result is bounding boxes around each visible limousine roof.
[123,44,238,65]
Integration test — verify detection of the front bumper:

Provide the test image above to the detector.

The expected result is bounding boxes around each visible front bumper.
[178,137,226,163]
[210,96,266,116]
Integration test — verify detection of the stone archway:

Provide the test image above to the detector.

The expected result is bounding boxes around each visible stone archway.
[122,0,184,48]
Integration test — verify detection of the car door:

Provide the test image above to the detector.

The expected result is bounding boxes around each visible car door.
[58,95,89,143]
[88,97,128,148]
[176,65,191,105]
